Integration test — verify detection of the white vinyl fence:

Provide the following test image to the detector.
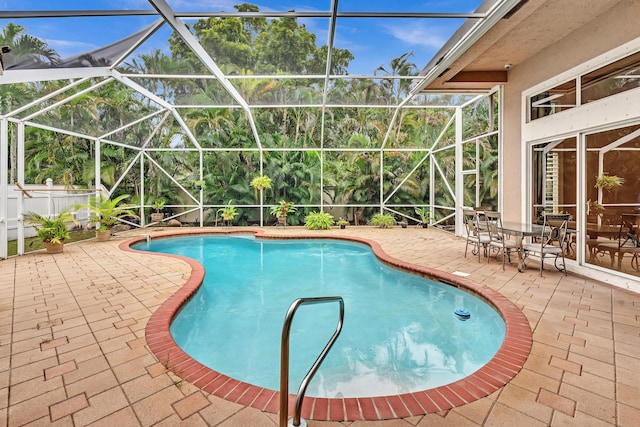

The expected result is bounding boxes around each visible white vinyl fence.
[7,179,92,241]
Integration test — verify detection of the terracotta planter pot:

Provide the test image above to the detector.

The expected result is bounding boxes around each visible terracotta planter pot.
[97,230,112,242]
[151,213,164,223]
[44,241,64,254]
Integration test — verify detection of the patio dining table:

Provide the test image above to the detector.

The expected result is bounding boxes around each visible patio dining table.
[500,221,577,272]
[500,221,544,272]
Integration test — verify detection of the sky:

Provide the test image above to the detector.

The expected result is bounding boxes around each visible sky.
[0,0,485,75]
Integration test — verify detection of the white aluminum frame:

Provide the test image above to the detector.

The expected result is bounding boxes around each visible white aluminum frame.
[0,1,512,257]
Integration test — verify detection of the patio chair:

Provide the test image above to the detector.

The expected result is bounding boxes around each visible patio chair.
[474,206,492,213]
[463,209,490,262]
[521,213,570,276]
[595,213,640,271]
[485,211,519,270]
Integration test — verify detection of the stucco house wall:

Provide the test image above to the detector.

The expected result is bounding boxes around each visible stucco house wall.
[501,0,640,223]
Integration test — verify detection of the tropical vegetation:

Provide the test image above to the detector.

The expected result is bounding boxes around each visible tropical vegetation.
[76,194,139,232]
[594,174,623,190]
[23,209,78,244]
[153,198,166,213]
[0,5,500,230]
[270,200,296,219]
[304,211,334,230]
[414,207,433,226]
[369,213,396,229]
[218,200,239,225]
[250,175,272,200]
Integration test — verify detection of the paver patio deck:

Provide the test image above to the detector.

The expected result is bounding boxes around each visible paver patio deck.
[1,226,639,426]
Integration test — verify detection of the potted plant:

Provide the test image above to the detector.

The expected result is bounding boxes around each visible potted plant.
[270,200,296,226]
[336,218,349,229]
[592,175,623,223]
[77,194,139,241]
[151,197,166,223]
[594,174,623,190]
[218,200,239,226]
[250,175,272,199]
[304,211,334,230]
[369,213,396,228]
[194,180,206,191]
[414,207,433,228]
[23,208,79,253]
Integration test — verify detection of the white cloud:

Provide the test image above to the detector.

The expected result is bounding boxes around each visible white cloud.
[383,21,448,49]
[47,39,95,50]
[45,39,96,57]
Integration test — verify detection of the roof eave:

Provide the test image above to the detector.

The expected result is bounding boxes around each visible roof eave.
[411,0,527,95]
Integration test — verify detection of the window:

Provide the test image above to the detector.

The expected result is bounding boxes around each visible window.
[529,50,640,121]
[582,51,640,103]
[529,80,576,120]
[530,137,577,224]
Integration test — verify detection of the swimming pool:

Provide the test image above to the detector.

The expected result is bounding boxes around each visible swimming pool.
[135,234,505,396]
[129,230,532,421]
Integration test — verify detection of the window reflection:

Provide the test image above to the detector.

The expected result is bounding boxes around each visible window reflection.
[582,51,640,103]
[529,80,576,120]
[529,50,640,121]
[585,124,640,277]
[531,138,577,216]
[530,137,577,259]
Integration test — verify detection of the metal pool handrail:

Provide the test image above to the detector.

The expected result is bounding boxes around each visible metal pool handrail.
[279,296,345,427]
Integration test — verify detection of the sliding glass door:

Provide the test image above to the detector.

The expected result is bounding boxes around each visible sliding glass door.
[529,124,640,276]
[530,137,577,261]
[584,124,640,277]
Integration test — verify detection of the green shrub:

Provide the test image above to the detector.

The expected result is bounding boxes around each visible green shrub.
[270,200,296,218]
[369,213,396,228]
[414,207,433,225]
[304,211,334,230]
[218,200,239,223]
[23,208,78,243]
[75,194,138,231]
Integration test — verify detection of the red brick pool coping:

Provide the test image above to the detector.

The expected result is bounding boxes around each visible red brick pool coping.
[122,229,532,422]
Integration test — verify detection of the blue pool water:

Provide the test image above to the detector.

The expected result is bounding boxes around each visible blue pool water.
[134,235,505,398]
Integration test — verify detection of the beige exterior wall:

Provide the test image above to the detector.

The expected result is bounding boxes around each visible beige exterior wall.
[501,0,640,223]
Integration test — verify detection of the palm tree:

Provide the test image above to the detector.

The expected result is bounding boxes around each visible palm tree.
[374,52,418,103]
[0,23,60,69]
[1,24,61,183]
[185,107,234,148]
[76,194,139,235]
[1,83,32,183]
[122,49,177,101]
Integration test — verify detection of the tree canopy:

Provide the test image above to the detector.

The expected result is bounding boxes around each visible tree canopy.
[0,5,499,228]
